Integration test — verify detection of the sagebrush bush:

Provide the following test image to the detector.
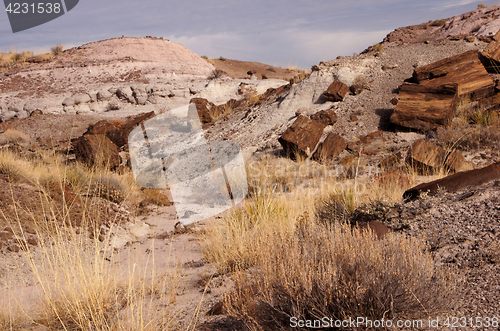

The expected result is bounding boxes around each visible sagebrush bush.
[223,223,457,330]
[430,19,446,26]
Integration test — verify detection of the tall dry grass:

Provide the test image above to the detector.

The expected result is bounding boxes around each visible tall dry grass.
[0,149,181,330]
[0,148,137,202]
[21,220,179,331]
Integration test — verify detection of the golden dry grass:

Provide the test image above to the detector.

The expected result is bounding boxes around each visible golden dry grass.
[0,129,30,146]
[0,296,26,330]
[25,227,179,331]
[0,148,138,203]
[0,150,181,330]
[0,47,56,72]
[437,95,500,152]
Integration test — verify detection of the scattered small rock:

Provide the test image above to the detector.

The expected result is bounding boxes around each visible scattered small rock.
[310,109,338,126]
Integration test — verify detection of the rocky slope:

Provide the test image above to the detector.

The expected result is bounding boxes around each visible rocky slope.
[375,5,500,48]
[206,38,494,161]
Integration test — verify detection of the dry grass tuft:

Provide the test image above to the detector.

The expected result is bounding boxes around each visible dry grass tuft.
[430,19,446,26]
[201,55,216,66]
[23,216,179,331]
[50,44,64,56]
[246,154,319,197]
[292,70,311,84]
[0,129,30,146]
[315,189,357,225]
[136,188,173,215]
[0,298,27,330]
[201,194,290,274]
[436,95,500,152]
[83,173,127,203]
[0,47,56,71]
[207,69,227,80]
[470,109,498,127]
[0,149,35,182]
[370,168,416,203]
[350,75,371,95]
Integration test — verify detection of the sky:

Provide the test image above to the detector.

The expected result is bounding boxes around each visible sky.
[0,0,499,69]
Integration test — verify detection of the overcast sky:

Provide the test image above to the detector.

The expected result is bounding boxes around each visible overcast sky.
[0,0,498,69]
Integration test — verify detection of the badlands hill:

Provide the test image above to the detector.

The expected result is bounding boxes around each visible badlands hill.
[0,36,293,143]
